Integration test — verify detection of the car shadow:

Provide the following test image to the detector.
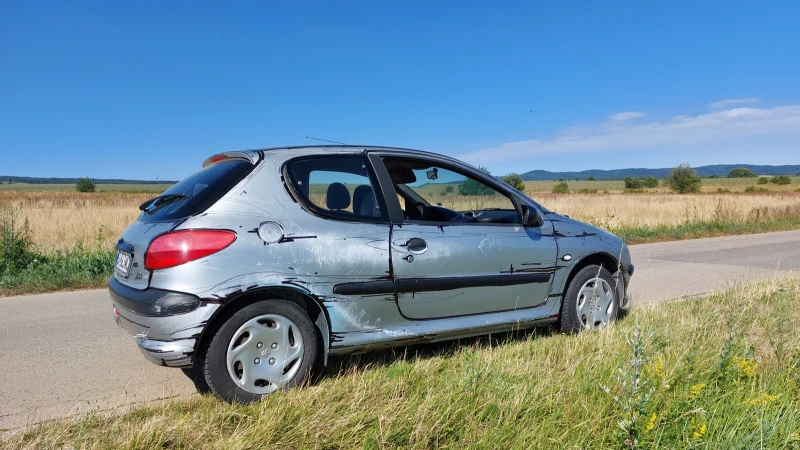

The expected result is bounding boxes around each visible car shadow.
[318,307,632,382]
[318,324,558,382]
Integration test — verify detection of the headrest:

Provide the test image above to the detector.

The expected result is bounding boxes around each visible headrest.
[352,185,371,212]
[326,182,351,210]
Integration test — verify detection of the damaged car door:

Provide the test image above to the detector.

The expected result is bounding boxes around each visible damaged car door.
[377,156,559,319]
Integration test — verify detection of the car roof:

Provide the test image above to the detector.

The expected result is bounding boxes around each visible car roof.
[229,145,455,162]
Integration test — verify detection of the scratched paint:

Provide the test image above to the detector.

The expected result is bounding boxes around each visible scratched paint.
[110,146,633,370]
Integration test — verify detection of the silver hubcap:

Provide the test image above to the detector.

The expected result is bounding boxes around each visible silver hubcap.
[576,277,616,330]
[226,314,304,394]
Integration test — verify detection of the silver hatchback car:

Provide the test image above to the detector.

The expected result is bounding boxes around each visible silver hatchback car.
[110,146,633,402]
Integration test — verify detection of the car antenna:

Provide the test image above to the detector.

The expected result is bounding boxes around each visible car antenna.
[305,136,347,145]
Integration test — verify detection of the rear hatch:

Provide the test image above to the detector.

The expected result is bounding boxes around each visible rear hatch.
[113,154,257,290]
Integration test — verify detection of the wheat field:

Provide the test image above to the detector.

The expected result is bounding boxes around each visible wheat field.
[3,190,800,253]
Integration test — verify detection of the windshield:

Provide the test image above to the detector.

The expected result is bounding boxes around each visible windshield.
[138,159,254,222]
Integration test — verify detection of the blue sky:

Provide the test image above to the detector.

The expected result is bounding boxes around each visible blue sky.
[1,1,798,180]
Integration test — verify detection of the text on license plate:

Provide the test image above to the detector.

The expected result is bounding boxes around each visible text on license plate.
[115,251,132,277]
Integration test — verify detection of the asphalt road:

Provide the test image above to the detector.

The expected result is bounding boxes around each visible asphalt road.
[2,230,799,432]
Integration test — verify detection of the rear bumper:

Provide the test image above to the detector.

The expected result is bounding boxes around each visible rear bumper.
[109,277,219,368]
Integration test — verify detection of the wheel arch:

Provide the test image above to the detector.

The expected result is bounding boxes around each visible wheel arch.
[562,252,620,297]
[194,285,331,368]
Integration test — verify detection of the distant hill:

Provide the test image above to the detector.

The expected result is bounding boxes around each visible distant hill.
[520,164,800,181]
[0,176,176,185]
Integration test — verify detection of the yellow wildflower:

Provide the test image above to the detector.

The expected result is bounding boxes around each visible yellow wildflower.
[693,423,707,440]
[688,383,706,400]
[745,392,778,406]
[644,413,657,434]
[733,356,759,378]
[653,356,664,378]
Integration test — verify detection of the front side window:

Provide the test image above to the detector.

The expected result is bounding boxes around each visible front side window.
[381,158,520,224]
[287,156,387,222]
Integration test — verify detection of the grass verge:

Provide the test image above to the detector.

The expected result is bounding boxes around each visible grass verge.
[5,279,800,449]
[0,207,113,296]
[614,216,800,245]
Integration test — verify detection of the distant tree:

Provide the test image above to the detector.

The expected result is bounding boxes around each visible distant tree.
[552,181,569,194]
[441,185,455,195]
[665,164,701,193]
[643,176,659,188]
[76,177,96,193]
[586,176,596,181]
[727,167,757,178]
[502,173,526,191]
[557,178,566,182]
[708,175,721,179]
[458,166,496,196]
[757,177,769,185]
[770,175,791,185]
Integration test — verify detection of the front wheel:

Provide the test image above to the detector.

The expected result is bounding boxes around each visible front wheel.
[203,299,317,403]
[560,265,619,333]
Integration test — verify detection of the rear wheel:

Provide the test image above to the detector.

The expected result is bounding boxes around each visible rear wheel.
[203,299,317,403]
[560,265,618,333]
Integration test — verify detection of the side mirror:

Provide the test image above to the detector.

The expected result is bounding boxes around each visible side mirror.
[521,205,543,227]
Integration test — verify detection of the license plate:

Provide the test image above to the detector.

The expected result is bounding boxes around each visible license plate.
[115,251,132,277]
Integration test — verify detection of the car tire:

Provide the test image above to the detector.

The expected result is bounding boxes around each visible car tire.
[203,299,317,403]
[560,264,619,334]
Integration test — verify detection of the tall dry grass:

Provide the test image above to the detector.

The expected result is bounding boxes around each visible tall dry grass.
[0,192,152,252]
[536,192,800,229]
[2,190,800,252]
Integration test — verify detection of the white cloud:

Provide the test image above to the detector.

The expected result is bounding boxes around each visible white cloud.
[461,105,800,166]
[608,111,647,121]
[709,98,761,109]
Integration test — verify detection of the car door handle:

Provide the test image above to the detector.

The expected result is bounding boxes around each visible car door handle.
[404,238,428,254]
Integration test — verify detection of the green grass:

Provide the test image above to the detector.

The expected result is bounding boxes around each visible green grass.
[613,216,800,245]
[6,279,800,449]
[0,246,115,296]
[0,207,114,296]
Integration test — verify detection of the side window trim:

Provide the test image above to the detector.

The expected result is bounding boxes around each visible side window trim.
[283,153,390,224]
[367,153,406,224]
[371,153,524,226]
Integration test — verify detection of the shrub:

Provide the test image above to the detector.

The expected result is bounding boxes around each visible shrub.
[0,207,37,276]
[586,176,596,181]
[441,185,454,195]
[643,176,659,188]
[76,177,96,193]
[552,181,569,194]
[744,186,756,193]
[624,177,644,189]
[577,188,598,194]
[624,176,659,189]
[757,177,769,185]
[727,167,757,178]
[665,163,701,193]
[458,167,496,196]
[770,175,791,185]
[501,173,526,191]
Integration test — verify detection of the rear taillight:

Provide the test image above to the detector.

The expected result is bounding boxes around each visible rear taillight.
[144,230,237,270]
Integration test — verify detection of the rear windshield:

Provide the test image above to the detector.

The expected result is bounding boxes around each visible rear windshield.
[138,159,254,222]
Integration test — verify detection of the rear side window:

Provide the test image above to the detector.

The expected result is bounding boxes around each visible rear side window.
[138,159,253,222]
[287,156,388,222]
